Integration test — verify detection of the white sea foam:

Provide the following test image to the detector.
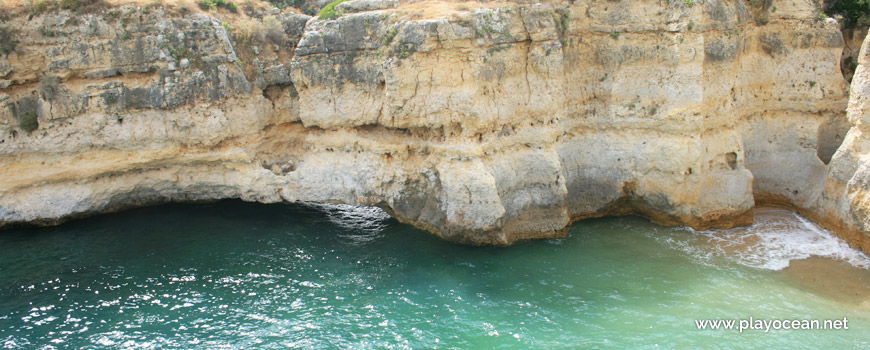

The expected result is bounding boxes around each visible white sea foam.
[668,208,870,270]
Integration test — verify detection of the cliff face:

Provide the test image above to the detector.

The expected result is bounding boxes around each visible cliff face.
[0,0,865,248]
[810,32,870,254]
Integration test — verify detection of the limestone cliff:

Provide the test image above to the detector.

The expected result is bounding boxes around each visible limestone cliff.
[0,0,865,249]
[807,32,870,254]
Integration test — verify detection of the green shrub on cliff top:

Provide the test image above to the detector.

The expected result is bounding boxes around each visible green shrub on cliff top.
[198,0,238,13]
[382,27,397,45]
[829,0,870,28]
[319,0,351,20]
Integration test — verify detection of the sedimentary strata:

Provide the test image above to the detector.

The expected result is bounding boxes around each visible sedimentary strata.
[0,0,867,251]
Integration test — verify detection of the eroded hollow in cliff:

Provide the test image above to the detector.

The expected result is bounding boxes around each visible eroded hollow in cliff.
[817,114,851,164]
[726,152,738,170]
[262,83,298,106]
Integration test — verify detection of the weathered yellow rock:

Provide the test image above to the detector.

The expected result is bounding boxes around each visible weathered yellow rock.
[0,0,866,251]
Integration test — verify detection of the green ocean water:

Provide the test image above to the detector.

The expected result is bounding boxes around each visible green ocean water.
[1,201,869,349]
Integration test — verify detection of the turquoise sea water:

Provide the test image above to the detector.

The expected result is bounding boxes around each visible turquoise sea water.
[1,201,869,349]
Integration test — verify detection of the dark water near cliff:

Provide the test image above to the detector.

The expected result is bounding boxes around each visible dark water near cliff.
[1,202,869,349]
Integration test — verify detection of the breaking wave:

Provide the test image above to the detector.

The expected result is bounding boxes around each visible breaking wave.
[664,208,870,270]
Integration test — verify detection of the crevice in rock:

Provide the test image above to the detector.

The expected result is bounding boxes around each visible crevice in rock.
[817,113,851,165]
[726,152,738,170]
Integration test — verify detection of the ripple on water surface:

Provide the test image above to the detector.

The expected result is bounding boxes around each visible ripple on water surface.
[0,202,869,349]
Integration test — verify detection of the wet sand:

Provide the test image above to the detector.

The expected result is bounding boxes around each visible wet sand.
[781,257,870,309]
[682,207,870,308]
[754,208,870,308]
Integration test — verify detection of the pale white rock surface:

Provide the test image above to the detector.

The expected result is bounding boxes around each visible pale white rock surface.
[335,0,399,14]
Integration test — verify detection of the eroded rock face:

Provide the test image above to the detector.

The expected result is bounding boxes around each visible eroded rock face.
[806,32,870,254]
[0,0,864,249]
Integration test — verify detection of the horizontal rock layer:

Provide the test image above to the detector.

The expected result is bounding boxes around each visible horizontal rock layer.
[0,0,867,250]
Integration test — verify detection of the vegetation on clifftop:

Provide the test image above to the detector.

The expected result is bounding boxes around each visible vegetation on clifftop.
[198,0,238,13]
[318,0,350,20]
[827,0,870,29]
[28,0,109,15]
[6,0,319,18]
